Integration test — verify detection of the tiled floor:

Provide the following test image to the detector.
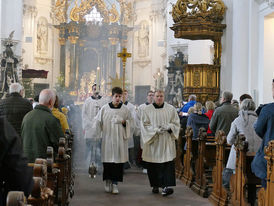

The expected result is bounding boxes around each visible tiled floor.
[69,168,212,206]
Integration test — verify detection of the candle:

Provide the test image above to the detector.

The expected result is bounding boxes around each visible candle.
[96,67,100,93]
[157,72,161,90]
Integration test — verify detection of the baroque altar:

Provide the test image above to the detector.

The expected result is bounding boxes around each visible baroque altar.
[53,0,133,99]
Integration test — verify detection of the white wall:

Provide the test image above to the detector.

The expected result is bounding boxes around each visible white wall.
[263,15,274,103]
[188,40,213,64]
[1,0,23,55]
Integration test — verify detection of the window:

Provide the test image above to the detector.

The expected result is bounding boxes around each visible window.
[84,7,103,22]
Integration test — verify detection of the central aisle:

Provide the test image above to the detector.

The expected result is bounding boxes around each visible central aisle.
[70,169,212,206]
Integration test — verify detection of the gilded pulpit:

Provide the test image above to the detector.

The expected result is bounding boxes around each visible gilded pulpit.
[171,0,226,103]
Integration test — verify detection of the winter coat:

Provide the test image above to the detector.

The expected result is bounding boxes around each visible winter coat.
[0,93,32,136]
[205,109,214,135]
[187,113,210,139]
[226,110,262,170]
[21,105,64,162]
[52,108,69,134]
[251,103,274,182]
[179,100,196,113]
[0,116,33,206]
[209,102,238,135]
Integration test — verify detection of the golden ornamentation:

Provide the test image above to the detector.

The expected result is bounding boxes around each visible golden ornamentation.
[68,36,79,44]
[171,0,226,40]
[59,37,66,45]
[53,0,68,23]
[109,4,119,23]
[172,0,226,24]
[183,64,220,103]
[107,73,129,89]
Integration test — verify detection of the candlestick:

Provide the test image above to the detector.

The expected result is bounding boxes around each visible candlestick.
[96,67,100,93]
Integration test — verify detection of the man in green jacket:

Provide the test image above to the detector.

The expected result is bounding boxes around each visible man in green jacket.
[21,89,64,162]
[209,91,238,135]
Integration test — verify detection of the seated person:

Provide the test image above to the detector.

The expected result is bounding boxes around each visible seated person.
[186,102,210,139]
[0,116,33,206]
[52,95,70,134]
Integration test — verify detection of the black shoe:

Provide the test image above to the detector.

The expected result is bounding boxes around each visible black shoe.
[152,187,159,194]
[162,187,174,196]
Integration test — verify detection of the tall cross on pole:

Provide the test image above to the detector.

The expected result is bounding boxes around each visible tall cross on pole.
[117,48,131,102]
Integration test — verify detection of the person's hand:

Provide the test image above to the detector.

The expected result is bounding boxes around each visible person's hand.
[111,115,124,124]
[154,127,165,134]
[160,124,171,131]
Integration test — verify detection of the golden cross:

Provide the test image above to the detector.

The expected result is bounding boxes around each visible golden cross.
[117,48,131,102]
[117,48,132,63]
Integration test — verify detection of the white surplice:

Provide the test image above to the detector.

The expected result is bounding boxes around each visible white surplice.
[140,102,180,163]
[82,96,106,139]
[124,102,137,148]
[92,103,134,163]
[136,103,149,148]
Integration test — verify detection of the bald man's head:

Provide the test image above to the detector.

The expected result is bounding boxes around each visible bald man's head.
[39,89,56,109]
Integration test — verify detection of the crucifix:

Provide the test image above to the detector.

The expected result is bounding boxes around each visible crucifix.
[117,48,131,102]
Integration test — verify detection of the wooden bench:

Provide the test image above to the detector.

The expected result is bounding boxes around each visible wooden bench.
[257,140,274,206]
[27,162,54,206]
[230,134,261,206]
[6,191,28,206]
[181,127,195,186]
[175,128,185,179]
[209,130,231,206]
[191,127,216,197]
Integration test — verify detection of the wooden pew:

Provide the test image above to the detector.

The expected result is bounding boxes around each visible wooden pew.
[181,127,195,186]
[258,140,274,206]
[230,134,261,206]
[175,128,185,179]
[27,163,54,206]
[6,191,27,206]
[209,130,230,206]
[55,138,71,206]
[191,127,216,197]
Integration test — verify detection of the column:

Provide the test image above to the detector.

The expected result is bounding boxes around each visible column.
[59,23,67,83]
[231,0,250,99]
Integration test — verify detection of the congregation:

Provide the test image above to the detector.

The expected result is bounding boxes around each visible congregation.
[0,78,273,206]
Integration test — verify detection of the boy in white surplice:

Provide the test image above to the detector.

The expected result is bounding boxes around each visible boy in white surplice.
[82,84,105,171]
[92,87,133,194]
[141,90,180,196]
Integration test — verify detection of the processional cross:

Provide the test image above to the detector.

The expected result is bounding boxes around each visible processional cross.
[117,48,131,102]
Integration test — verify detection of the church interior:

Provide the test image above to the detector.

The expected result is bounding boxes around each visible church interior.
[1,0,274,206]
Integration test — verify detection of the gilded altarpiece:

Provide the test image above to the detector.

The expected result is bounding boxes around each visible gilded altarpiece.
[171,0,226,103]
[53,0,133,98]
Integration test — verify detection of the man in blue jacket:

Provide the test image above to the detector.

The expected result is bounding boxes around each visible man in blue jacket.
[179,94,196,114]
[252,79,274,187]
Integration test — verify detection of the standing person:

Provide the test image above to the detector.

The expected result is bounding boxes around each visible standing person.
[92,87,133,194]
[82,84,105,171]
[135,90,154,171]
[140,90,180,196]
[123,90,137,168]
[0,83,32,136]
[209,91,238,135]
[252,79,274,188]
